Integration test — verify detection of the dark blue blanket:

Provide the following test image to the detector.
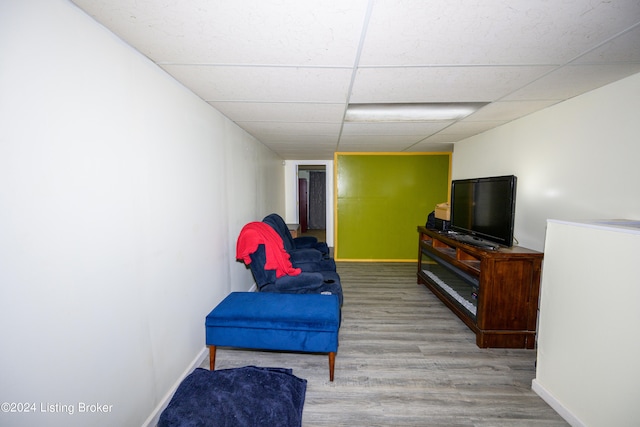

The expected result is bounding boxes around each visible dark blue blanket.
[158,366,307,427]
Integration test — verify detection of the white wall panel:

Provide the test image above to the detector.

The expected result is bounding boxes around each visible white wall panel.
[534,220,640,427]
[0,1,283,426]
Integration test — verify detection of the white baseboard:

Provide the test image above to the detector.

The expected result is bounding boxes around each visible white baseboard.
[142,347,209,427]
[141,288,256,427]
[531,379,585,427]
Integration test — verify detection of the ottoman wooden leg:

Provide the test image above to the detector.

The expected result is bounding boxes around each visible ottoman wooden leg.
[328,352,336,382]
[209,346,216,371]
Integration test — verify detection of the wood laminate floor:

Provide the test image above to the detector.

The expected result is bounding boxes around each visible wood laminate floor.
[202,262,568,427]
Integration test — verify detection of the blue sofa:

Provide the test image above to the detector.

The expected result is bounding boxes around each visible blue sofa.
[263,213,330,255]
[249,244,342,305]
[262,213,335,272]
[236,220,343,305]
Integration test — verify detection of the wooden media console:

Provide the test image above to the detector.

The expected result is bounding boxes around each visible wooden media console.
[416,226,543,349]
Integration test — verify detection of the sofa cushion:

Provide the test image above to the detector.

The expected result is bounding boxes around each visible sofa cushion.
[206,292,340,332]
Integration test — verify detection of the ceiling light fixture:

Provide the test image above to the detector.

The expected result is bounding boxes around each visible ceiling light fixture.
[345,102,487,122]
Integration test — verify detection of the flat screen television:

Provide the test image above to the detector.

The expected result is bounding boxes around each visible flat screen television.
[450,175,517,247]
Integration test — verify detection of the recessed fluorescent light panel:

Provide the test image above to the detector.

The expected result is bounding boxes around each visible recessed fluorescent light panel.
[345,103,487,122]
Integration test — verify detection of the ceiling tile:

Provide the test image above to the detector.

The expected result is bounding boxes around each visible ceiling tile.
[466,100,560,122]
[350,66,555,103]
[269,142,339,160]
[341,121,452,136]
[360,0,640,66]
[74,0,370,65]
[421,134,468,144]
[209,102,345,123]
[268,142,337,151]
[572,25,640,64]
[504,63,640,101]
[405,142,454,153]
[237,121,341,137]
[254,135,339,145]
[438,120,509,136]
[161,65,353,102]
[338,134,426,147]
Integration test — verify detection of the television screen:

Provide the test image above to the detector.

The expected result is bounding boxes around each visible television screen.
[450,175,517,247]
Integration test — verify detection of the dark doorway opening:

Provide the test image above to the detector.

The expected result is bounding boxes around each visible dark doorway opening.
[297,165,326,241]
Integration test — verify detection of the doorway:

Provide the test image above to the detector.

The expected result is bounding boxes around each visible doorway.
[297,165,326,241]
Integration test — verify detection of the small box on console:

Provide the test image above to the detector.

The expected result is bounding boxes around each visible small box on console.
[435,202,450,221]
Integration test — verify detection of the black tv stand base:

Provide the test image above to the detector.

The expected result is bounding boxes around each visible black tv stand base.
[444,232,498,250]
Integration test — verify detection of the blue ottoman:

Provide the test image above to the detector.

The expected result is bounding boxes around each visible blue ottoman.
[206,292,340,381]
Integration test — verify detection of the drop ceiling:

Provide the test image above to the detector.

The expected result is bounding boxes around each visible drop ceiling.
[72,0,640,160]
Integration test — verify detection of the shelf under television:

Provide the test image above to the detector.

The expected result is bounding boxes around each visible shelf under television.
[417,226,543,349]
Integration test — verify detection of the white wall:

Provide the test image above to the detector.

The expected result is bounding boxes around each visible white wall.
[0,1,283,426]
[284,160,335,247]
[452,72,640,425]
[224,122,285,292]
[533,220,640,427]
[452,72,640,251]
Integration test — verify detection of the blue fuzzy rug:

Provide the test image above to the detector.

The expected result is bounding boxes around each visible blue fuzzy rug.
[158,366,307,427]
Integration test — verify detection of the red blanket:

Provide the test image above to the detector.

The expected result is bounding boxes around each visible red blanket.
[236,222,301,278]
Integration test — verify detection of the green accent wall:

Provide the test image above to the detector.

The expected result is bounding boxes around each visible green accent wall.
[336,153,450,260]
